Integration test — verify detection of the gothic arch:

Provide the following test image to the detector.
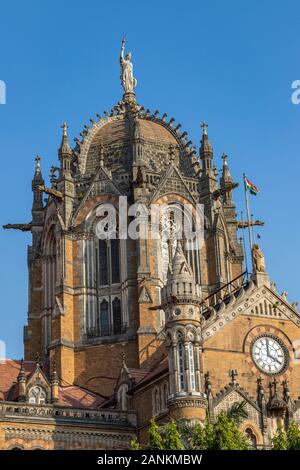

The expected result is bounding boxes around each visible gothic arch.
[239,420,264,448]
[80,200,128,340]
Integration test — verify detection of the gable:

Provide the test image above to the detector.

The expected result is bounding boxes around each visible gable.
[149,164,198,204]
[73,166,123,223]
[202,282,300,344]
[214,389,261,427]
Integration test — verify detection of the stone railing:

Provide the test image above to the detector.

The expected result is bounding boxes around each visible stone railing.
[0,402,137,427]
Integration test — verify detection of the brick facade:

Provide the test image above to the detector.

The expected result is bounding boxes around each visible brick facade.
[1,79,300,450]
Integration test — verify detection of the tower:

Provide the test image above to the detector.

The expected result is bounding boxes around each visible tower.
[162,242,206,422]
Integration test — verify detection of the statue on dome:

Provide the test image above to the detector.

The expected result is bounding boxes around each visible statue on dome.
[120,36,137,94]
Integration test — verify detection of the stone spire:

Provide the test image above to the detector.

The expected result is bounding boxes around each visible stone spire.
[220,153,233,202]
[200,122,213,175]
[162,241,201,306]
[58,122,72,177]
[32,155,44,210]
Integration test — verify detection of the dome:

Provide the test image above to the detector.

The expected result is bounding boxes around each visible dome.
[91,118,177,147]
[83,116,178,176]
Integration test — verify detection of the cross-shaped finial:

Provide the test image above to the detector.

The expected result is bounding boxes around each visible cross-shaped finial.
[35,155,41,169]
[229,369,238,385]
[222,152,228,165]
[272,377,278,395]
[61,122,68,136]
[200,122,208,135]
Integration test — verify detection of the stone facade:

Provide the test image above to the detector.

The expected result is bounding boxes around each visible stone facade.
[1,61,300,450]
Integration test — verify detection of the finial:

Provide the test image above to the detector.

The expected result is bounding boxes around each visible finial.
[35,155,41,173]
[17,358,26,382]
[272,377,278,395]
[257,377,263,390]
[61,122,68,136]
[222,152,228,165]
[229,368,238,386]
[200,122,208,135]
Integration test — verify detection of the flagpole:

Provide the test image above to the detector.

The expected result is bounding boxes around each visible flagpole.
[243,174,254,272]
[240,211,249,275]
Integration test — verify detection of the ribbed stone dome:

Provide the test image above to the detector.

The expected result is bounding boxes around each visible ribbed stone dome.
[91,118,177,146]
[84,116,178,176]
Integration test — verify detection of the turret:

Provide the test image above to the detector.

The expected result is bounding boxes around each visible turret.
[200,122,213,175]
[31,155,45,250]
[220,153,234,204]
[162,242,206,422]
[58,122,73,178]
[56,122,75,225]
[220,153,243,271]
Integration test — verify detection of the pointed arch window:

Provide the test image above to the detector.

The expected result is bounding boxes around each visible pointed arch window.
[100,299,109,336]
[188,342,196,391]
[112,297,122,335]
[111,239,120,284]
[28,386,47,405]
[176,334,185,391]
[98,239,120,287]
[98,240,108,286]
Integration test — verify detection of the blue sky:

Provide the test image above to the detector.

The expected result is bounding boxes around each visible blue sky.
[0,0,299,358]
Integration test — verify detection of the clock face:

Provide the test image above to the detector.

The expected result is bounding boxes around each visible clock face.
[251,335,288,375]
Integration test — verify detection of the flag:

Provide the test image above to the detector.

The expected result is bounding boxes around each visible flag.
[244,177,260,196]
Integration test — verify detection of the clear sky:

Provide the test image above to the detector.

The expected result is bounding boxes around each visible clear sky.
[0,0,299,359]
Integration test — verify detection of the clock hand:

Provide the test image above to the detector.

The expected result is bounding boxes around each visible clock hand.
[269,354,282,365]
[266,339,270,357]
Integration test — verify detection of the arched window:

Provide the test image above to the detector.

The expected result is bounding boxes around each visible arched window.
[98,239,120,287]
[84,206,127,340]
[188,342,196,391]
[152,387,161,416]
[161,382,169,410]
[98,240,108,286]
[176,334,185,391]
[112,297,122,334]
[28,386,47,405]
[111,239,120,284]
[245,428,257,449]
[100,299,109,336]
[118,384,129,411]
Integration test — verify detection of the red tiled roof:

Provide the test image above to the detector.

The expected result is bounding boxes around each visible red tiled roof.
[0,359,105,408]
[132,357,169,390]
[58,386,105,408]
[0,359,36,400]
[127,367,149,384]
